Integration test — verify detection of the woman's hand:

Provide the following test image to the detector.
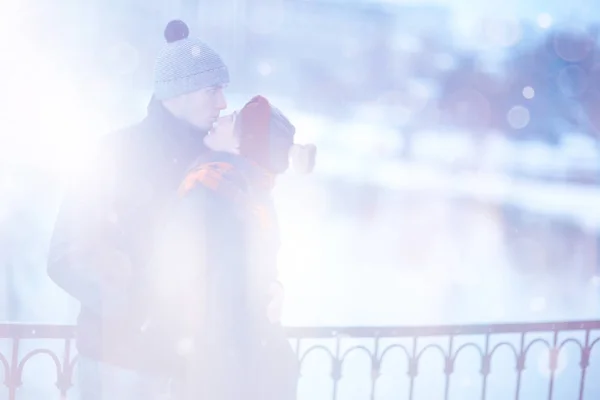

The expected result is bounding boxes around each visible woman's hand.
[290,143,317,174]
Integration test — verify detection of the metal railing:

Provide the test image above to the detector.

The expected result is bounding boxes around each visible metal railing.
[2,320,600,399]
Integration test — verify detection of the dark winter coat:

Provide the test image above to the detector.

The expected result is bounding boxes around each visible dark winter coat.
[149,151,299,399]
[47,98,210,374]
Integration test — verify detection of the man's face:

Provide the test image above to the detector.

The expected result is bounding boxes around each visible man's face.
[179,85,227,130]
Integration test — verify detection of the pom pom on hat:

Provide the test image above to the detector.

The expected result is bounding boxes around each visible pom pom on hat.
[164,20,190,43]
[154,20,230,100]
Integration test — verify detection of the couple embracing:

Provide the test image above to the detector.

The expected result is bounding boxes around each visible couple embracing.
[48,19,315,400]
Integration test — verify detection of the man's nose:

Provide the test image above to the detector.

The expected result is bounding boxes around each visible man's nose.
[215,89,227,110]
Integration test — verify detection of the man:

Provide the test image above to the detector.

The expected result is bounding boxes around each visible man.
[150,96,316,400]
[47,19,229,399]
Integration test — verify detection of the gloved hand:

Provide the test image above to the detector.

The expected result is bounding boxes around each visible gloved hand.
[290,143,317,174]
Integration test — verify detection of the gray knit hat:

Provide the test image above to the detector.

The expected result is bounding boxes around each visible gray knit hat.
[153,20,230,100]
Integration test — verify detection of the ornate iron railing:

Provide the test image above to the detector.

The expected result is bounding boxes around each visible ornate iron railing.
[1,321,600,399]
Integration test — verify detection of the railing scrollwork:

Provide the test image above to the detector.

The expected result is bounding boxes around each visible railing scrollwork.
[1,321,600,399]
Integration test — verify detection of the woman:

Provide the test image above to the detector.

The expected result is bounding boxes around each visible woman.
[149,95,315,400]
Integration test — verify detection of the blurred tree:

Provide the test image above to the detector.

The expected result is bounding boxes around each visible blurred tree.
[437,25,600,144]
[501,27,599,143]
[437,53,505,135]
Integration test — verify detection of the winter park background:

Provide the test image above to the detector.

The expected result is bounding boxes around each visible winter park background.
[3,0,600,398]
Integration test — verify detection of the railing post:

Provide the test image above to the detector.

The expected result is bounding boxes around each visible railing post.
[547,330,560,400]
[444,335,455,400]
[8,337,19,400]
[408,336,418,400]
[480,334,491,400]
[331,333,342,400]
[370,336,380,400]
[579,329,591,400]
[57,338,74,398]
[515,332,526,400]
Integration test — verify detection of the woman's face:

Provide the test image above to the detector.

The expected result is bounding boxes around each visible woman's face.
[203,112,239,153]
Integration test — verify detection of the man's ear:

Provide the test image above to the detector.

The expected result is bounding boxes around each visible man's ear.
[290,144,316,174]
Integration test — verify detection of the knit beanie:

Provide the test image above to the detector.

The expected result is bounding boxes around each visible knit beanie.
[237,96,316,174]
[237,96,295,174]
[153,20,230,100]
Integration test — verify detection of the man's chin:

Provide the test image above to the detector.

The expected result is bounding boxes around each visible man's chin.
[191,122,212,132]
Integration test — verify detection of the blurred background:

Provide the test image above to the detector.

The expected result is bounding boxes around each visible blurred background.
[3,0,600,360]
[5,0,600,398]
